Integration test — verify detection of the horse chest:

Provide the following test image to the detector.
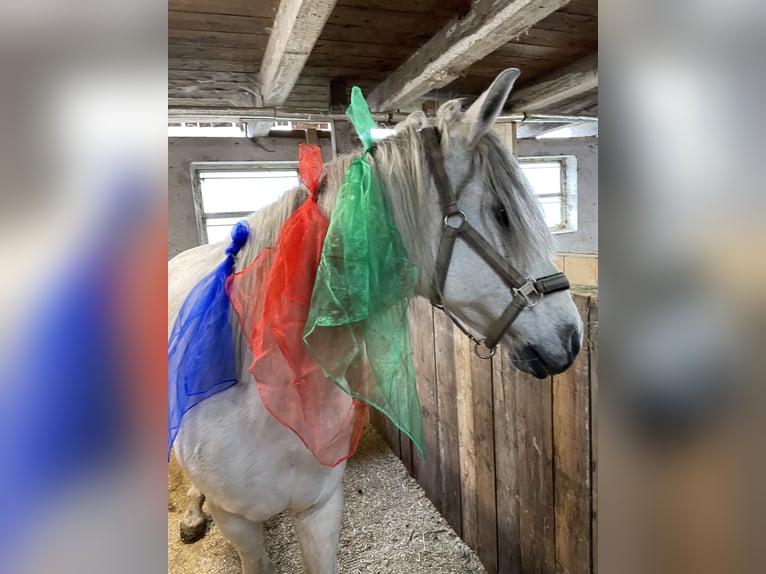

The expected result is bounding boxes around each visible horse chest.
[174,381,345,521]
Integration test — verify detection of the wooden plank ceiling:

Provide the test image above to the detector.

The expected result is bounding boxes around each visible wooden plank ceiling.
[168,0,597,122]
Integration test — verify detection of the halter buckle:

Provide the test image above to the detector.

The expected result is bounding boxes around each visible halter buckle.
[474,340,496,360]
[514,278,543,307]
[443,210,466,230]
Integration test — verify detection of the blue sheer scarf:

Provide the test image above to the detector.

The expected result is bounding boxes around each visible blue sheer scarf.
[167,222,249,459]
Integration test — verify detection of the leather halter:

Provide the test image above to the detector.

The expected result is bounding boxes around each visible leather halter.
[420,126,571,359]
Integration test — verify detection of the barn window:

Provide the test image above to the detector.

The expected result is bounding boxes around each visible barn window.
[519,155,577,233]
[191,162,299,244]
[168,122,247,137]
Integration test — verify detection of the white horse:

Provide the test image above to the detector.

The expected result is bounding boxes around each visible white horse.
[168,69,583,574]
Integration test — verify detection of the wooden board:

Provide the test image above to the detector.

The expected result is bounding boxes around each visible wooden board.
[511,26,598,50]
[535,11,598,36]
[169,70,258,83]
[168,58,259,73]
[168,29,269,49]
[408,297,440,504]
[515,368,556,573]
[169,10,273,35]
[451,328,498,572]
[399,428,414,475]
[170,10,451,50]
[169,0,279,17]
[454,333,478,551]
[469,344,497,573]
[561,0,598,18]
[168,45,265,63]
[492,350,521,573]
[336,0,470,16]
[589,297,599,574]
[553,296,592,574]
[433,310,462,536]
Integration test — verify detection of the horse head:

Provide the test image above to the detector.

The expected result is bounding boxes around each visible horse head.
[373,69,583,378]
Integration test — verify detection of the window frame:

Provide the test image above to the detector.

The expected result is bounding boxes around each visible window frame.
[190,161,299,245]
[518,154,578,234]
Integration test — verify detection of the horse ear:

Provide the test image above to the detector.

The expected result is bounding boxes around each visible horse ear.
[463,68,520,141]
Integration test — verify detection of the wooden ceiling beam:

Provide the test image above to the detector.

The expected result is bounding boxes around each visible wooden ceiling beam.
[258,0,337,106]
[510,53,597,112]
[366,0,572,112]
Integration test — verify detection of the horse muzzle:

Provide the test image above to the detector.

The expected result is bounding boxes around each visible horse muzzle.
[511,323,582,379]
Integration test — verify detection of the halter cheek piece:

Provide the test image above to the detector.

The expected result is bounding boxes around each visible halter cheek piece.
[420,127,571,359]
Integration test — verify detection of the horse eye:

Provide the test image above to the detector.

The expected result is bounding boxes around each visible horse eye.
[493,203,510,228]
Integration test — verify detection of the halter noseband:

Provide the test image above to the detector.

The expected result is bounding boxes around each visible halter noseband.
[420,126,571,359]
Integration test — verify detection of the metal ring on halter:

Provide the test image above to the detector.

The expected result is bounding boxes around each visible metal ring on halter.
[443,210,467,230]
[513,278,544,307]
[474,340,496,359]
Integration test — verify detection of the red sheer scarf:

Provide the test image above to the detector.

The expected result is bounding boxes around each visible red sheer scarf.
[226,144,367,466]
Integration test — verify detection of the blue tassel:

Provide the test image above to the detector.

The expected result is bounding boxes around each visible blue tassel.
[168,221,249,460]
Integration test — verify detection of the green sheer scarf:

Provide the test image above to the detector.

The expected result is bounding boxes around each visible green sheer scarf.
[303,87,423,452]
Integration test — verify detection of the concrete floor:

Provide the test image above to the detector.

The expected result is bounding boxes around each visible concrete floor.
[168,425,485,573]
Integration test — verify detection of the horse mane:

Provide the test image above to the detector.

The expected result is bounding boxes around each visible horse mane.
[234,101,554,279]
[233,185,308,267]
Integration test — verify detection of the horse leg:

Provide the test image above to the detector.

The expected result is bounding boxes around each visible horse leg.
[208,500,275,574]
[180,485,209,544]
[291,485,343,574]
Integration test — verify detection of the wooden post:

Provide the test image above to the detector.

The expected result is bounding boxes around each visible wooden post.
[332,121,354,155]
[494,122,518,155]
[510,54,598,113]
[367,0,571,111]
[553,295,592,574]
[258,0,337,106]
[330,78,349,113]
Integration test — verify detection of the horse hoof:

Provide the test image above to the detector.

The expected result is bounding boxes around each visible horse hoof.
[179,514,209,544]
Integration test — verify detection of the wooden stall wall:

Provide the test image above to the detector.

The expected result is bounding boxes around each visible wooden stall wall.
[370,292,597,574]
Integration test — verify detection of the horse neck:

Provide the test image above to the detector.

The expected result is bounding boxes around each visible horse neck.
[235,185,311,269]
[315,144,439,298]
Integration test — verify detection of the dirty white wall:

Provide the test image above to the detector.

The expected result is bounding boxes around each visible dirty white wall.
[168,136,334,260]
[168,135,597,259]
[518,137,598,255]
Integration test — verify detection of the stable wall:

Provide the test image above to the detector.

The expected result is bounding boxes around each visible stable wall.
[518,137,598,256]
[168,136,333,260]
[372,292,598,574]
[168,134,596,260]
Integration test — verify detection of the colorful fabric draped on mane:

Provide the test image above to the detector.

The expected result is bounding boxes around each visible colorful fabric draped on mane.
[168,221,249,460]
[227,144,367,467]
[304,88,424,453]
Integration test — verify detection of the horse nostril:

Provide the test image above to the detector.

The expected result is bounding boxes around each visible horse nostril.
[570,329,581,359]
[557,324,581,363]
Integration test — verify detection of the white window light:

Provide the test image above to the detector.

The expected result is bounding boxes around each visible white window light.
[519,156,578,233]
[536,125,577,139]
[370,128,396,142]
[191,162,299,244]
[168,122,247,138]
